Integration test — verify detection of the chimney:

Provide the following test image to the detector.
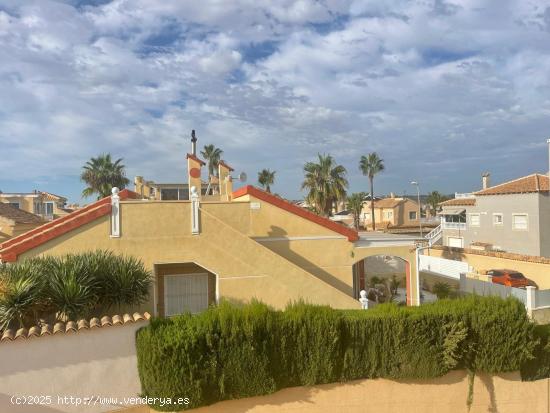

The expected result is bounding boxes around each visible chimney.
[187,130,205,200]
[191,130,197,156]
[482,172,491,190]
[390,192,395,198]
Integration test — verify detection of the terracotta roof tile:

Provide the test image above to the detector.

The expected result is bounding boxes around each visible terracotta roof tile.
[474,173,549,196]
[0,312,150,344]
[0,203,45,224]
[368,198,405,209]
[439,198,476,207]
[232,185,359,242]
[0,189,139,262]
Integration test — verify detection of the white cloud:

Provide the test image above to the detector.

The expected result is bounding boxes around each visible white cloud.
[1,0,550,200]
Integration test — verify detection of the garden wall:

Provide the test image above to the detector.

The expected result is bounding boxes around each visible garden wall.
[0,315,148,413]
[125,370,548,413]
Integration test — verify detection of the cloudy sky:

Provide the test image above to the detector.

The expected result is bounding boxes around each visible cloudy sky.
[1,0,550,203]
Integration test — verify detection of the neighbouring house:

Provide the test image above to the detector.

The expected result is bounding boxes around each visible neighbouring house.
[361,195,434,231]
[0,203,45,242]
[0,190,70,221]
[438,172,550,256]
[0,135,421,316]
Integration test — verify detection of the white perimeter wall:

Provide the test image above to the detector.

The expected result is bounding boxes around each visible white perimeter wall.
[0,322,146,413]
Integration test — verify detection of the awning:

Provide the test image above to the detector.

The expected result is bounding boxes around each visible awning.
[439,209,465,215]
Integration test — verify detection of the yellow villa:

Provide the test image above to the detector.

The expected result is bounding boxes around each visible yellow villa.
[0,138,421,314]
[0,190,71,221]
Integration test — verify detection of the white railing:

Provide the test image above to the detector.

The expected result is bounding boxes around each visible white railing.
[419,255,470,279]
[425,225,442,246]
[442,222,466,230]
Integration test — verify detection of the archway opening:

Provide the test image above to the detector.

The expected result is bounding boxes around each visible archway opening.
[353,255,411,306]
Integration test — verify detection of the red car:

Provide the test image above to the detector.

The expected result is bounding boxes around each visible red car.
[487,269,533,288]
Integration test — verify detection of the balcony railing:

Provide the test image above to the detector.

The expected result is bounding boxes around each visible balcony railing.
[442,222,466,230]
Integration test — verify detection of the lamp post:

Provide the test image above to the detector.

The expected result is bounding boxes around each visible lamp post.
[411,181,423,237]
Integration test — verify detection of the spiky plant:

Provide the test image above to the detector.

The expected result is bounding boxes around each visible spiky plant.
[0,261,45,329]
[45,255,99,321]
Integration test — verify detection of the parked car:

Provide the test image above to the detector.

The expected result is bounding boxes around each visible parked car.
[486,269,535,288]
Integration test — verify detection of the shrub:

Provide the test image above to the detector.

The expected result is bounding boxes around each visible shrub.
[136,295,536,411]
[521,324,550,381]
[0,251,152,328]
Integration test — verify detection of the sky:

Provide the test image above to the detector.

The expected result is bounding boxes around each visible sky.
[1,0,550,203]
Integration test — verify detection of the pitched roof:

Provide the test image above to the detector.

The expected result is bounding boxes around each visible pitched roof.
[371,198,405,208]
[232,185,359,242]
[1,312,150,343]
[474,173,549,196]
[186,153,206,166]
[0,203,44,224]
[439,198,476,207]
[0,189,138,262]
[40,191,67,201]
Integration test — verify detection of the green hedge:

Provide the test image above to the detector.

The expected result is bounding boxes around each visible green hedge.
[136,296,536,411]
[521,324,550,381]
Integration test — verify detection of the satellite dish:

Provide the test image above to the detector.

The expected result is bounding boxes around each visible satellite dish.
[238,172,247,183]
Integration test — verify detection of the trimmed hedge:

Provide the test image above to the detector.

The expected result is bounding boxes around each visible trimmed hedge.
[521,324,550,381]
[136,296,536,411]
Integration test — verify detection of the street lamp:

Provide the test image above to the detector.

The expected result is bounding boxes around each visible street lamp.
[411,181,423,237]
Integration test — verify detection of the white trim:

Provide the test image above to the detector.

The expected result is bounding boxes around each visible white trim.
[468,213,480,227]
[492,212,503,227]
[218,275,268,280]
[254,235,346,242]
[6,201,21,209]
[512,213,529,231]
[446,236,464,248]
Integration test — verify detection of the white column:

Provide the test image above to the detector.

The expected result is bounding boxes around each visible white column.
[526,286,536,318]
[110,187,120,238]
[191,186,200,235]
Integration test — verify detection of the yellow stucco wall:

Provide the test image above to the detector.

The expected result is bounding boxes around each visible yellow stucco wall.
[19,201,362,312]
[16,197,419,311]
[427,248,550,289]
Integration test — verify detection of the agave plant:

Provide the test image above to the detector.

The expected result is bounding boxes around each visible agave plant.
[95,253,152,311]
[0,261,45,329]
[44,255,99,321]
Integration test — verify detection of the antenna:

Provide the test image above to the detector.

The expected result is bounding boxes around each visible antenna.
[238,172,247,183]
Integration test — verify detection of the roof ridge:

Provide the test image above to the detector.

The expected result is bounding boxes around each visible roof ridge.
[1,312,151,344]
[232,185,359,242]
[2,203,109,250]
[0,189,138,262]
[474,173,537,194]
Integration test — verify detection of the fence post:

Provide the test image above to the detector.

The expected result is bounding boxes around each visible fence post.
[110,187,120,238]
[191,186,200,235]
[526,286,536,318]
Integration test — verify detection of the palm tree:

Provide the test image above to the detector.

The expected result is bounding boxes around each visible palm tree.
[425,191,448,217]
[359,152,385,230]
[200,144,223,177]
[81,154,130,199]
[347,193,365,230]
[302,154,348,217]
[258,169,276,193]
